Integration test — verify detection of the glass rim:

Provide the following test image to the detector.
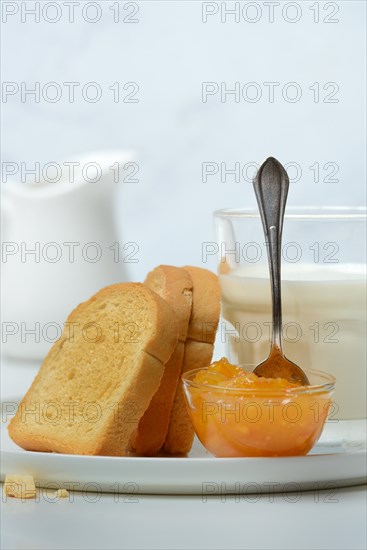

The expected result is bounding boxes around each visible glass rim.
[182,366,336,395]
[214,206,367,220]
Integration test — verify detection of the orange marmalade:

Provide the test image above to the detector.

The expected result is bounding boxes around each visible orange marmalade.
[183,358,333,457]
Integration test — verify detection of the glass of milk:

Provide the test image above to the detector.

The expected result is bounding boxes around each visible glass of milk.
[214,207,366,424]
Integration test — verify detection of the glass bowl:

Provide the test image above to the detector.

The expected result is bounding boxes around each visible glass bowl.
[182,366,335,458]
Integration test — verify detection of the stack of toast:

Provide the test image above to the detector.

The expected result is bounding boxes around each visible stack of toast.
[8,266,220,456]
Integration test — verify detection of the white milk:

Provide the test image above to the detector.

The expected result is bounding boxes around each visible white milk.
[219,264,366,420]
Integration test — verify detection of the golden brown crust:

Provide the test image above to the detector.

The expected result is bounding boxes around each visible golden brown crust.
[182,266,220,344]
[163,340,215,455]
[163,267,220,455]
[130,342,185,455]
[8,283,178,456]
[144,266,193,342]
[131,266,193,455]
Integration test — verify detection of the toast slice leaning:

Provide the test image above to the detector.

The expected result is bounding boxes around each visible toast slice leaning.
[130,266,193,456]
[163,266,220,455]
[8,283,178,456]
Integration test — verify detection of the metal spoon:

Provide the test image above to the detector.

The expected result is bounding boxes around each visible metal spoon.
[252,157,309,385]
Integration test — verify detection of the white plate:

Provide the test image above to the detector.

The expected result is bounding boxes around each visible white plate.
[1,397,366,495]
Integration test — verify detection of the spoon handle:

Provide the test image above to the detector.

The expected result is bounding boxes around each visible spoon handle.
[253,157,289,350]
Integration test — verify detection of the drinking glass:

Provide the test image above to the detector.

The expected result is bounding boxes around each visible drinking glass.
[214,207,366,424]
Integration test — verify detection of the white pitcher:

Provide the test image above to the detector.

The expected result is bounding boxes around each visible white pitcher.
[1,151,134,359]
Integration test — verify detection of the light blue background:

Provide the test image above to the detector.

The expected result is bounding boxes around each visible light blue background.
[2,1,366,280]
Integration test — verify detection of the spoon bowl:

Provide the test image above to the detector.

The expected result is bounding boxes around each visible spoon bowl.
[253,346,310,385]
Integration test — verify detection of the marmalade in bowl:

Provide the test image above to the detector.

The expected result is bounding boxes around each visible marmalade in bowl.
[183,358,334,457]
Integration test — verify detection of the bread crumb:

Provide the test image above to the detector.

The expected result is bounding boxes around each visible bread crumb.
[4,474,36,499]
[55,488,69,498]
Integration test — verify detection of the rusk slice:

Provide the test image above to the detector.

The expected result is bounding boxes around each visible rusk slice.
[130,265,193,455]
[163,266,220,455]
[8,283,178,456]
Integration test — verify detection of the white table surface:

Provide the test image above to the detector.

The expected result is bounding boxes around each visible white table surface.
[1,484,366,550]
[1,357,366,550]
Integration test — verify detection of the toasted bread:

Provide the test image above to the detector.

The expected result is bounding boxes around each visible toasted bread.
[8,283,178,456]
[163,266,220,455]
[130,266,193,456]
